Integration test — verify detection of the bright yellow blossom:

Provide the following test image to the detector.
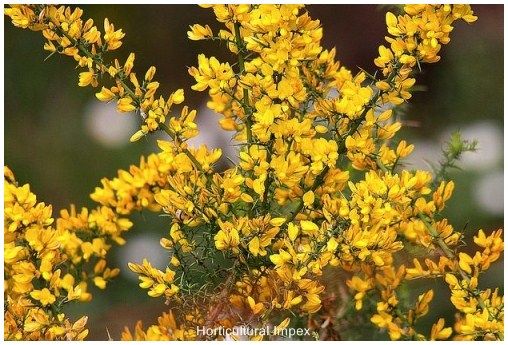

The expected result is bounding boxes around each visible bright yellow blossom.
[5,3,501,342]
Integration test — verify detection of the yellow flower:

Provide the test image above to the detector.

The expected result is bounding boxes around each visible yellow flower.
[270,249,292,267]
[247,296,264,315]
[300,220,319,236]
[129,129,146,142]
[170,89,185,105]
[248,236,261,256]
[117,97,136,112]
[187,24,213,40]
[302,191,315,207]
[430,318,452,340]
[103,18,125,50]
[78,71,96,87]
[124,52,135,75]
[93,276,107,289]
[30,288,56,306]
[95,87,116,102]
[371,312,392,328]
[269,217,286,227]
[214,221,240,251]
[189,54,234,94]
[287,223,299,242]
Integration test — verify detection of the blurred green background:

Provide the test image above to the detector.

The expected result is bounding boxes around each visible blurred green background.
[4,5,503,340]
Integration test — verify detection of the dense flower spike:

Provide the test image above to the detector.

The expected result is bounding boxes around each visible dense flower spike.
[6,4,503,341]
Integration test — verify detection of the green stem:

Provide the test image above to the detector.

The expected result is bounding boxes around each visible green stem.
[418,213,457,264]
[233,22,253,145]
[375,156,389,174]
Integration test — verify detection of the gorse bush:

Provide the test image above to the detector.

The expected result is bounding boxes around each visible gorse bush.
[4,4,504,341]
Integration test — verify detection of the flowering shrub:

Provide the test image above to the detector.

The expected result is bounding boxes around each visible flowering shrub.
[4,4,504,341]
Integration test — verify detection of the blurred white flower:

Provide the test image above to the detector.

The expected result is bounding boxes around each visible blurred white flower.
[403,140,441,171]
[474,170,504,215]
[84,101,138,148]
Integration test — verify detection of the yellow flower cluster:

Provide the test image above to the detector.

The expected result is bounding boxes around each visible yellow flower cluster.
[128,259,179,298]
[4,5,188,142]
[4,167,115,340]
[121,310,201,340]
[5,3,503,341]
[405,227,504,340]
[91,153,173,215]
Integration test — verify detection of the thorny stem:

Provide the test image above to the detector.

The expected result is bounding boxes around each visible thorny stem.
[418,214,457,265]
[233,21,253,145]
[433,132,477,187]
[375,156,389,174]
[233,21,261,217]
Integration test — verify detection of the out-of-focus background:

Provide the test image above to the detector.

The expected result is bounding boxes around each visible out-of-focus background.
[4,5,503,340]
